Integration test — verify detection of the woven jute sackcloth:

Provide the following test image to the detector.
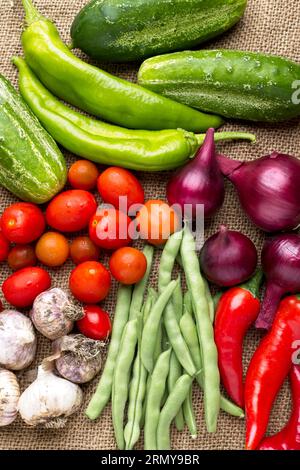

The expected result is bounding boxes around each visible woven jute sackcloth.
[0,0,300,450]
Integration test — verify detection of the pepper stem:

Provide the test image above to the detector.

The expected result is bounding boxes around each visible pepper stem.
[240,270,263,299]
[195,132,256,146]
[22,0,44,25]
[255,281,284,330]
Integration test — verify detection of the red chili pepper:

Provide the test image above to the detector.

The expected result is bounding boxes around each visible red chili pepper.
[214,271,262,408]
[259,365,300,450]
[245,295,300,450]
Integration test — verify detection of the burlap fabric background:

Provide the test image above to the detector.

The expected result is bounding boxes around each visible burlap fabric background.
[0,0,300,450]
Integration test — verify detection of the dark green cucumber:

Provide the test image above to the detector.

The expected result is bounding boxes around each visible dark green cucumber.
[138,50,300,122]
[0,74,67,203]
[71,0,247,62]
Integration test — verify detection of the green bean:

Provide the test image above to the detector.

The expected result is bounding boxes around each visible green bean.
[172,274,183,320]
[183,290,193,315]
[129,245,154,320]
[168,351,185,432]
[141,280,177,373]
[180,300,244,418]
[181,226,220,433]
[86,284,132,420]
[158,230,183,292]
[203,278,215,323]
[144,349,172,450]
[157,374,193,450]
[183,385,197,440]
[112,319,138,450]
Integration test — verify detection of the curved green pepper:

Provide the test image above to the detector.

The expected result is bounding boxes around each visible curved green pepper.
[13,57,256,172]
[20,0,222,133]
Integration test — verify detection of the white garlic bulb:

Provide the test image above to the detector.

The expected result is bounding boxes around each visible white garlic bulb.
[18,357,83,427]
[30,288,83,340]
[0,310,37,370]
[53,334,103,384]
[0,368,20,426]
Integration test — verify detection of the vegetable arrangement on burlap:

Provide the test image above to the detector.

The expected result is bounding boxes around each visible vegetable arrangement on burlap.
[0,0,300,451]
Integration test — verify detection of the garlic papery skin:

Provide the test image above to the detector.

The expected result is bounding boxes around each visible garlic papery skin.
[18,358,83,427]
[53,334,103,384]
[30,288,83,340]
[0,368,20,426]
[0,310,37,371]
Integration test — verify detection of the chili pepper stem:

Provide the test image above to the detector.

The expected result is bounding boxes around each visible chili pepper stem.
[240,270,263,299]
[196,132,256,147]
[255,281,285,330]
[22,0,43,24]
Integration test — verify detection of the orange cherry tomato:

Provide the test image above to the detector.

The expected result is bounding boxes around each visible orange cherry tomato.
[77,305,112,341]
[70,236,100,265]
[68,160,99,191]
[97,167,144,213]
[46,190,97,233]
[36,232,69,267]
[136,199,180,246]
[89,207,132,250]
[8,245,37,271]
[69,261,111,303]
[109,247,147,285]
[1,203,45,244]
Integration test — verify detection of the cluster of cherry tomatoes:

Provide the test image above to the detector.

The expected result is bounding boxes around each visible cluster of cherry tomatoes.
[0,161,179,341]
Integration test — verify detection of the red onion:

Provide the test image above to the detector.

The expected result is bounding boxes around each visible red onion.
[200,225,257,287]
[167,128,225,219]
[255,233,300,330]
[218,152,300,232]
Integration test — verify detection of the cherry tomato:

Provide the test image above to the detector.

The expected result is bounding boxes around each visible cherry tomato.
[70,236,100,265]
[109,247,147,285]
[2,267,51,308]
[8,245,37,271]
[35,232,69,267]
[69,261,111,303]
[97,167,144,213]
[77,305,111,341]
[89,208,132,250]
[0,232,10,262]
[68,160,99,190]
[136,199,180,246]
[46,190,97,233]
[1,203,45,244]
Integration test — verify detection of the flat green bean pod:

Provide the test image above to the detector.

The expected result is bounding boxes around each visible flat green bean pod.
[86,284,132,420]
[183,385,197,440]
[168,351,185,432]
[129,245,154,320]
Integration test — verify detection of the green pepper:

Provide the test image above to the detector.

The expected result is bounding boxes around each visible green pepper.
[13,57,256,172]
[20,0,222,133]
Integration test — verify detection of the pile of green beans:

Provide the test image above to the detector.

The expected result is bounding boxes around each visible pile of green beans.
[86,229,244,450]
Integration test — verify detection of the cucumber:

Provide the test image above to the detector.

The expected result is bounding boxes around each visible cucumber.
[71,0,247,62]
[0,74,67,204]
[138,50,300,122]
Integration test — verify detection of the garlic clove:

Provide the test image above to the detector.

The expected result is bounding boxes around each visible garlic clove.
[18,358,83,427]
[0,368,20,426]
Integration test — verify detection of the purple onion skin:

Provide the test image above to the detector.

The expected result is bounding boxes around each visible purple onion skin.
[218,152,300,232]
[200,226,258,287]
[256,233,300,330]
[167,128,225,219]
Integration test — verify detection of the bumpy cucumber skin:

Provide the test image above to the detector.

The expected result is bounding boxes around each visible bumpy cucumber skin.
[0,74,67,203]
[138,50,300,122]
[71,0,247,62]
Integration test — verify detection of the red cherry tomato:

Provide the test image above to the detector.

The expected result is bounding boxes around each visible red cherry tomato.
[77,305,112,341]
[2,267,51,308]
[109,247,147,285]
[69,261,111,303]
[8,245,37,271]
[70,236,100,265]
[0,232,10,262]
[46,190,97,233]
[1,203,45,244]
[97,167,144,213]
[68,160,99,191]
[89,208,132,250]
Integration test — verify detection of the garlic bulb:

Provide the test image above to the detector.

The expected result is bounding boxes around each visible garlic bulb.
[0,310,37,370]
[18,357,83,427]
[53,334,103,384]
[0,368,20,426]
[30,288,83,340]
